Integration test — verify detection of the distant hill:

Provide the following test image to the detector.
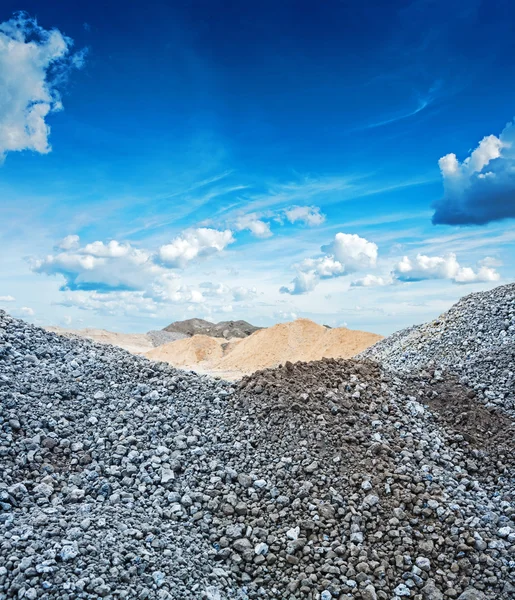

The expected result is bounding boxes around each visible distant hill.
[148,318,383,379]
[163,318,262,339]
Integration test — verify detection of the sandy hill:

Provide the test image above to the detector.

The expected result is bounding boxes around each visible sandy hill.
[146,318,382,378]
[163,318,262,339]
[45,326,185,354]
[146,334,227,367]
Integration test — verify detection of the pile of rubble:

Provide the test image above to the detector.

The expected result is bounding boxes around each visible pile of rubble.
[1,307,514,599]
[362,284,515,415]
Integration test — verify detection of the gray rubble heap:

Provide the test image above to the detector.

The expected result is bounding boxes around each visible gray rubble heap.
[361,284,515,415]
[1,309,514,599]
[163,319,262,340]
[146,330,187,347]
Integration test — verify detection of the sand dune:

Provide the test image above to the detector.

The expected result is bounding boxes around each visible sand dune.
[145,318,382,378]
[45,326,185,354]
[46,327,155,354]
[145,334,228,366]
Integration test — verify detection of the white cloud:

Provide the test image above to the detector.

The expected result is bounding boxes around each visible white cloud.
[281,232,378,295]
[31,232,266,318]
[433,120,515,224]
[150,272,205,305]
[351,274,393,287]
[32,235,156,292]
[0,295,15,302]
[0,12,84,161]
[234,214,272,238]
[232,205,325,238]
[82,240,136,258]
[284,205,325,226]
[20,306,34,316]
[393,252,500,284]
[479,256,503,268]
[274,311,298,321]
[322,233,378,271]
[158,228,235,268]
[231,286,257,301]
[58,291,160,317]
[280,270,319,295]
[58,234,80,250]
[200,282,231,297]
[298,256,345,278]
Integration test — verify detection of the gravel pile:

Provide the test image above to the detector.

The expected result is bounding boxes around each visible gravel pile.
[1,309,514,599]
[146,330,187,347]
[163,319,262,340]
[361,284,515,415]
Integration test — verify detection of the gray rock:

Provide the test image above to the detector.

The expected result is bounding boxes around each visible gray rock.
[457,590,486,600]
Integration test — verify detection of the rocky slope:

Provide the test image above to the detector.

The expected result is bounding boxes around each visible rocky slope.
[163,319,262,340]
[1,309,513,599]
[361,283,515,415]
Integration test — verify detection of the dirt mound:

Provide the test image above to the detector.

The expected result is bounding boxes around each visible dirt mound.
[148,318,382,378]
[215,318,382,373]
[45,326,155,354]
[45,326,186,354]
[145,334,228,367]
[163,317,262,339]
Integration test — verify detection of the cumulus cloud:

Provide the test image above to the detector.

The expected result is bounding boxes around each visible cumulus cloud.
[199,282,258,304]
[31,233,250,316]
[58,291,160,317]
[158,228,235,268]
[199,282,231,297]
[281,233,378,295]
[433,120,515,225]
[280,271,319,295]
[231,286,258,301]
[321,233,378,271]
[58,234,80,250]
[151,273,205,305]
[284,206,325,226]
[0,12,85,161]
[393,252,500,284]
[351,274,393,287]
[20,306,34,316]
[231,205,324,238]
[0,295,15,302]
[234,214,272,238]
[298,257,346,278]
[32,236,156,292]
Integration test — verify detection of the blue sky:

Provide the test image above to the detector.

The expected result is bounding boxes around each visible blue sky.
[1,0,515,334]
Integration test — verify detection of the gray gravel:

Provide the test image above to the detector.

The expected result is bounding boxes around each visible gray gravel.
[146,330,187,347]
[163,319,262,340]
[1,306,514,599]
[361,283,515,416]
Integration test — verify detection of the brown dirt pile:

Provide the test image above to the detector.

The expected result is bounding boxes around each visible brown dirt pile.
[145,318,382,378]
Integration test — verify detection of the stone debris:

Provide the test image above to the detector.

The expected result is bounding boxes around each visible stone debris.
[163,318,262,340]
[1,290,515,599]
[361,283,515,416]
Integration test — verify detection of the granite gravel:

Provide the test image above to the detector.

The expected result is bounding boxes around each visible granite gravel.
[1,305,514,599]
[361,284,515,416]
